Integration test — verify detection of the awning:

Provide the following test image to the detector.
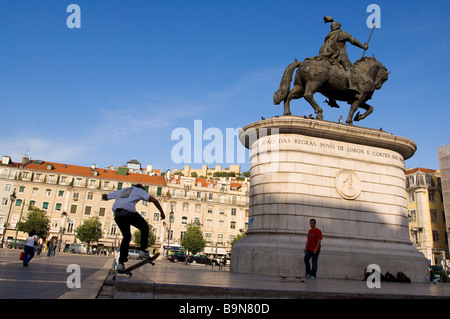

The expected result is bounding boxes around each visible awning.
[204,247,227,255]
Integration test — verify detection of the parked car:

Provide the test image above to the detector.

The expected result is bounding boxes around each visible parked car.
[187,254,219,266]
[68,243,87,254]
[6,239,26,249]
[168,250,186,263]
[128,249,141,260]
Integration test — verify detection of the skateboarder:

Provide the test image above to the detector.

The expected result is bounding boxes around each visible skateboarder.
[102,184,165,272]
[303,219,322,280]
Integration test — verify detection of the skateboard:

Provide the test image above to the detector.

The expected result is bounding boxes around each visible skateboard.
[278,275,306,282]
[118,252,160,277]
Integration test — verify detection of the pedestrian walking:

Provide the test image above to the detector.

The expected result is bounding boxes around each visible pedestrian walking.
[23,229,38,267]
[102,184,165,273]
[303,219,322,279]
[36,237,43,256]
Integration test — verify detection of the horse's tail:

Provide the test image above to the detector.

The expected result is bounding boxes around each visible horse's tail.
[273,61,301,105]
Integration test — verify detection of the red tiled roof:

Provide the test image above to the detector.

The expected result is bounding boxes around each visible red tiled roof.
[406,167,436,175]
[23,160,166,186]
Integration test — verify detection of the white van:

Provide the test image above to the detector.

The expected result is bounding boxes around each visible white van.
[68,243,87,254]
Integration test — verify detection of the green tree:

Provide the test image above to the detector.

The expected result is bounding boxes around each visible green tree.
[17,205,51,239]
[133,221,156,248]
[75,217,103,251]
[230,232,246,247]
[180,220,206,255]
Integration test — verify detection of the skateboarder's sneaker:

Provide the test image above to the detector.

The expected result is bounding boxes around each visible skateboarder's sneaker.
[117,263,126,273]
[139,250,151,259]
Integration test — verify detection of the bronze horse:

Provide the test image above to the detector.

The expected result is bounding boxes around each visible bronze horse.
[273,56,389,124]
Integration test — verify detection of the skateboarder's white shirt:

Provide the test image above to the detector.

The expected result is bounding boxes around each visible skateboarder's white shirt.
[106,186,152,213]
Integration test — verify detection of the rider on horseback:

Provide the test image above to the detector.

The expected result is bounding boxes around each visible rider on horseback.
[315,16,368,95]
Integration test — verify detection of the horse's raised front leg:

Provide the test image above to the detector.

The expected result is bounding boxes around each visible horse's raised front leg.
[346,100,362,125]
[353,102,373,122]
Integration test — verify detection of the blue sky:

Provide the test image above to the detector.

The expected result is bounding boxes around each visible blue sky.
[0,0,449,173]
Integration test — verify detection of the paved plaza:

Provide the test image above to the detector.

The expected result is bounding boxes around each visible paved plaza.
[110,258,450,299]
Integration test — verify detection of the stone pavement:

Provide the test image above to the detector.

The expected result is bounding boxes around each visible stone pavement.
[106,259,450,299]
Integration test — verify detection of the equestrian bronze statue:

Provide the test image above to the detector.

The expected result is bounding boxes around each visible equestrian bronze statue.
[273,17,389,125]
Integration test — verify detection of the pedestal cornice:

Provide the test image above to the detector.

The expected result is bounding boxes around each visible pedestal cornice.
[239,116,417,160]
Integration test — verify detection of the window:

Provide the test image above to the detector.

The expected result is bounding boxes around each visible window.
[206,219,213,227]
[73,191,79,200]
[408,192,415,202]
[432,230,439,242]
[110,224,117,236]
[429,191,436,202]
[430,210,438,222]
[99,207,106,217]
[87,192,93,200]
[196,192,201,199]
[208,193,213,201]
[157,187,162,196]
[84,206,92,215]
[55,203,62,211]
[32,188,38,195]
[90,180,97,188]
[18,186,25,193]
[183,203,189,212]
[409,210,416,222]
[42,202,49,210]
[61,176,67,184]
[15,199,23,207]
[75,178,82,187]
[195,204,201,213]
[411,230,418,245]
[1,197,8,205]
[140,211,147,219]
[45,189,51,196]
[48,175,55,183]
[182,216,188,225]
[231,208,237,216]
[58,190,64,198]
[217,234,224,245]
[5,184,11,192]
[70,204,77,214]
[230,221,236,229]
[117,182,123,190]
[153,213,160,222]
[205,232,212,243]
[67,221,74,233]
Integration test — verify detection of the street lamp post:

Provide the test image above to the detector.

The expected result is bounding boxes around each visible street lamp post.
[13,199,25,249]
[0,189,16,248]
[58,212,67,252]
[166,209,174,256]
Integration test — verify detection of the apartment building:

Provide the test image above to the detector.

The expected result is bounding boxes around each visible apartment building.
[0,156,249,255]
[406,167,448,265]
[165,171,249,255]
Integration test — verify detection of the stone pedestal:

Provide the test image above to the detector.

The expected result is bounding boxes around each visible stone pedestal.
[231,116,428,282]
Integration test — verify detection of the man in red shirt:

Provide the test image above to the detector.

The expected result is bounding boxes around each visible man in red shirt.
[304,219,323,279]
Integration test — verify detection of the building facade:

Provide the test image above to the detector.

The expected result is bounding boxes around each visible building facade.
[406,167,448,265]
[438,144,450,251]
[0,156,249,256]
